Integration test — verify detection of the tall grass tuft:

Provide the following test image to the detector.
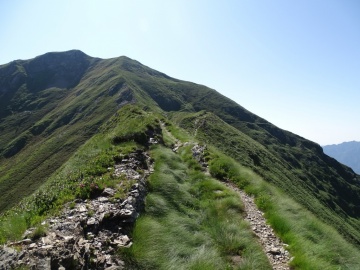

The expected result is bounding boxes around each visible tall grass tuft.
[121,145,271,269]
[207,148,360,270]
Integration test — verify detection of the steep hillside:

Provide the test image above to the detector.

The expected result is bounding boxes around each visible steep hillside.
[171,111,360,244]
[323,141,360,174]
[1,104,359,269]
[0,51,155,211]
[0,105,273,269]
[1,50,360,269]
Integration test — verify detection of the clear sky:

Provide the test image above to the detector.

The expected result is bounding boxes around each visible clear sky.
[1,0,359,145]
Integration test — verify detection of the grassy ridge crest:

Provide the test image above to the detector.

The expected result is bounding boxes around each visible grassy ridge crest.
[171,110,360,246]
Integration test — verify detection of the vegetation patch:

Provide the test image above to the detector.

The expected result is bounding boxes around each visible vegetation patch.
[207,149,360,270]
[121,145,270,270]
[0,105,158,244]
[173,110,360,247]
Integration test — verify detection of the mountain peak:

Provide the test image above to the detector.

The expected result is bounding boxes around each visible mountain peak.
[33,49,89,59]
[27,49,93,67]
[23,50,95,92]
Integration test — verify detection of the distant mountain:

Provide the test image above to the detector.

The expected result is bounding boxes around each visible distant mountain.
[323,141,360,174]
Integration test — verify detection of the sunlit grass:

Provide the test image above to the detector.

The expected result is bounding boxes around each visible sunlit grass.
[0,105,157,244]
[207,149,360,270]
[0,214,27,243]
[122,145,271,269]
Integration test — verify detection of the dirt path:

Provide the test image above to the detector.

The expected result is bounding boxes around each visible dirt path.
[224,181,292,270]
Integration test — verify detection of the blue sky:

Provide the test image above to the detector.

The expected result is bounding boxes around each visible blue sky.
[1,0,359,145]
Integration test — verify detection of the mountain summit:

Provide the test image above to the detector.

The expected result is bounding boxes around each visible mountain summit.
[0,50,359,269]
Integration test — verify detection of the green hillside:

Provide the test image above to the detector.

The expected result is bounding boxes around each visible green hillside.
[0,50,360,269]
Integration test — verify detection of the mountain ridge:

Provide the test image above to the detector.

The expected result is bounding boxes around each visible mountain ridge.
[1,49,359,215]
[323,141,360,174]
[0,50,360,269]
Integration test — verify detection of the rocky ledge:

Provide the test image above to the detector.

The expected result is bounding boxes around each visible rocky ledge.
[0,151,152,270]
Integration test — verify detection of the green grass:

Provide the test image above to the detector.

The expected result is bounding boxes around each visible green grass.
[1,51,360,269]
[0,102,358,269]
[29,224,47,241]
[0,214,28,243]
[0,56,163,212]
[0,105,158,244]
[173,110,360,247]
[120,145,271,270]
[207,149,360,270]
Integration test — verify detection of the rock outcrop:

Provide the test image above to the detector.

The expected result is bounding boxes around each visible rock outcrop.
[0,151,152,270]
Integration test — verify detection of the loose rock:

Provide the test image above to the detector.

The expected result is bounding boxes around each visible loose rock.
[0,150,153,270]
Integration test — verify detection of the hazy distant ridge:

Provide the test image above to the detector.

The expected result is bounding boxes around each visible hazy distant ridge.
[323,141,360,174]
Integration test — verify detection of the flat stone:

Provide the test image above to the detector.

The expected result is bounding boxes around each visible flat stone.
[102,188,116,197]
[2,246,17,255]
[77,238,88,246]
[113,235,130,247]
[41,245,53,250]
[22,229,34,239]
[29,243,37,249]
[41,237,53,245]
[20,238,32,245]
[84,243,90,253]
[63,236,74,242]
[87,218,97,225]
[119,209,133,217]
[77,205,86,212]
[269,247,281,255]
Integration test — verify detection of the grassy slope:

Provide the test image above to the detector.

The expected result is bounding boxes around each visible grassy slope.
[171,111,360,245]
[206,148,360,270]
[0,54,160,211]
[125,63,360,219]
[121,144,270,270]
[0,105,160,242]
[122,67,360,246]
[1,103,359,269]
[0,51,360,268]
[1,105,272,269]
[178,85,360,217]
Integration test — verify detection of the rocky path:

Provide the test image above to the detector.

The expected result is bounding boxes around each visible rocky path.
[224,181,292,270]
[0,150,153,270]
[189,143,292,270]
